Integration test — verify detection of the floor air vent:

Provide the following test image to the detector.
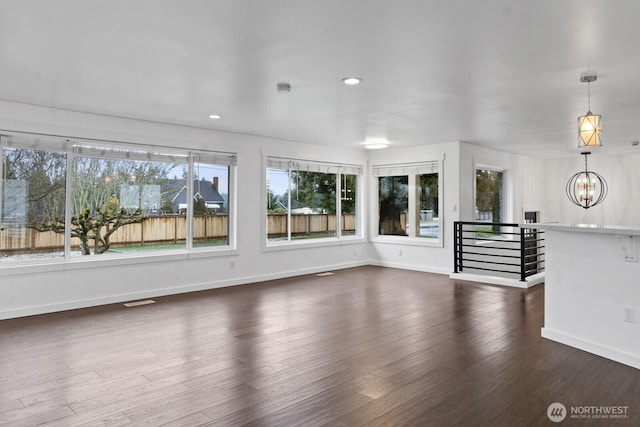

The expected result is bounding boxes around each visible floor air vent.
[123,299,156,307]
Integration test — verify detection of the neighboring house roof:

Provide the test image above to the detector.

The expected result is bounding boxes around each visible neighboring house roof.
[169,178,224,211]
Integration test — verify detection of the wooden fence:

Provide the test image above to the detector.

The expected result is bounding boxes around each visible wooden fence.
[266,213,356,237]
[0,214,356,253]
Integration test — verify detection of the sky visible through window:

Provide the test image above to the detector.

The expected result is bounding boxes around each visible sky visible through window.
[267,168,289,196]
[169,164,229,194]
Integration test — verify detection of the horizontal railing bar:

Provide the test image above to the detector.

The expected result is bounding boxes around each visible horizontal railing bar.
[458,265,521,274]
[470,236,521,240]
[455,222,546,230]
[460,228,521,232]
[461,259,521,267]
[524,248,545,255]
[456,221,521,227]
[459,238,520,243]
[462,251,521,259]
[523,252,544,257]
[460,231,521,236]
[523,244,546,250]
[460,230,545,236]
[525,260,545,265]
[461,243,521,248]
[460,244,522,251]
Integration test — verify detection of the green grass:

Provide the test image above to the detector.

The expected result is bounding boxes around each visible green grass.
[474,225,503,238]
[114,239,228,252]
[291,232,337,240]
[269,231,357,242]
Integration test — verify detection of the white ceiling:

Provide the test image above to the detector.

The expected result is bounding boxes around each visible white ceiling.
[1,0,640,157]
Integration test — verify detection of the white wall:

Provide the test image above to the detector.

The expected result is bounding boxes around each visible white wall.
[458,142,546,223]
[367,142,460,274]
[542,151,640,225]
[0,101,371,319]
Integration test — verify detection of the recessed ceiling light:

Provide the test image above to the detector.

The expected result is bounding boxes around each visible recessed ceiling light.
[342,77,362,85]
[364,142,388,150]
[208,114,222,119]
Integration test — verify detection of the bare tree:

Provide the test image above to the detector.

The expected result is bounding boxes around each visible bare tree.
[2,148,66,222]
[32,197,146,255]
[71,157,176,216]
[15,151,178,254]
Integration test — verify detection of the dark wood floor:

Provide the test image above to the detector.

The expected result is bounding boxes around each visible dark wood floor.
[1,266,639,426]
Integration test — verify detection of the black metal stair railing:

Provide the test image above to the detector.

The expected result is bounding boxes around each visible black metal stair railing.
[453,221,545,282]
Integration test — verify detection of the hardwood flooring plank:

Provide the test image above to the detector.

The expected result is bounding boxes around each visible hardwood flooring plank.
[243,381,374,427]
[0,398,24,414]
[121,383,255,425]
[18,373,150,409]
[69,376,191,416]
[39,411,133,427]
[94,353,202,379]
[0,371,101,403]
[0,401,75,426]
[203,370,367,426]
[158,411,213,426]
[0,363,18,379]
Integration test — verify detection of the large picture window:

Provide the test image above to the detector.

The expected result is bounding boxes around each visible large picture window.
[266,158,361,244]
[0,132,235,262]
[374,161,441,243]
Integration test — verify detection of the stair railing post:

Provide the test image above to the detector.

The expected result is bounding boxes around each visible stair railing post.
[520,226,526,282]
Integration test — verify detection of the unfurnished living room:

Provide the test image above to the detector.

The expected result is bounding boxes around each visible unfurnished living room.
[1,1,639,426]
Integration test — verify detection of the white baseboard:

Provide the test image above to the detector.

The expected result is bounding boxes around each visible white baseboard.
[542,327,640,370]
[367,260,451,276]
[0,260,369,320]
[449,272,544,288]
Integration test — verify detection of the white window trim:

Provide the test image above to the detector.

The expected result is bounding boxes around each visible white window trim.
[371,159,444,248]
[0,247,240,277]
[0,130,237,270]
[473,162,513,242]
[262,155,365,250]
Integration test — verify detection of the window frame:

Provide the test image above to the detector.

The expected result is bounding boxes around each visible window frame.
[371,159,444,248]
[1,134,70,260]
[0,131,237,271]
[473,163,513,241]
[263,156,364,250]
